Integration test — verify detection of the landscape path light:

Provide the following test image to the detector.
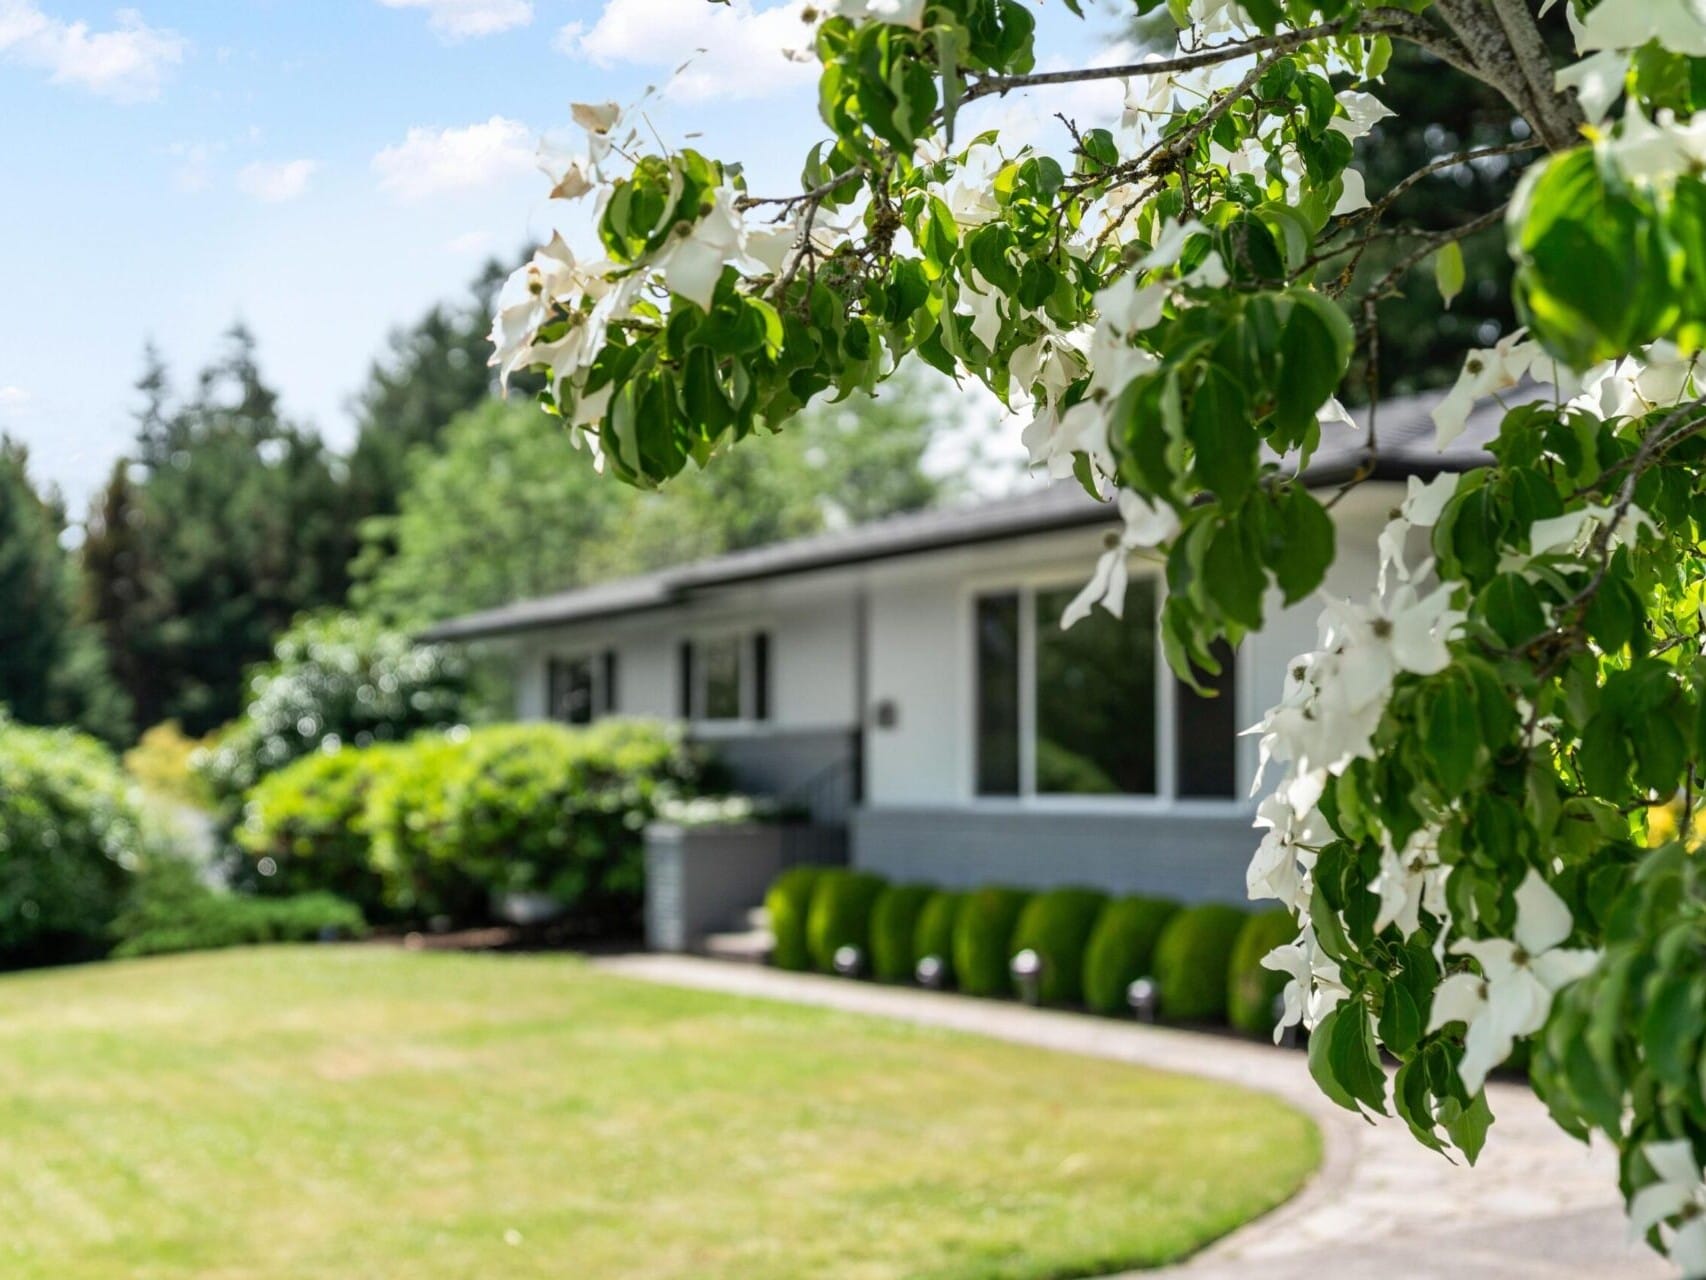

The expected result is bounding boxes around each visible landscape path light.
[1011,948,1044,1006]
[1127,976,1160,1024]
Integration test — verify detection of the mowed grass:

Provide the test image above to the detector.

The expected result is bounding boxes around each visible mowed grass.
[0,947,1320,1280]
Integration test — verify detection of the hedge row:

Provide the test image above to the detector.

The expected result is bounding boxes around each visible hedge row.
[239,719,702,928]
[768,868,1296,1036]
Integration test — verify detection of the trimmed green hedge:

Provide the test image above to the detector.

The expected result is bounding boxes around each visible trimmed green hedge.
[1082,896,1181,1014]
[870,883,936,983]
[913,890,963,984]
[1154,904,1249,1023]
[806,870,889,973]
[766,866,824,972]
[1009,888,1108,1004]
[953,887,1032,997]
[1228,910,1297,1037]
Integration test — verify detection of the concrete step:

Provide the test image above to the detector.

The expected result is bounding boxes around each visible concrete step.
[740,904,770,931]
[700,928,774,965]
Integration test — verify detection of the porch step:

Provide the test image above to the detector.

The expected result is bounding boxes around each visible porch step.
[700,927,774,965]
[741,904,770,931]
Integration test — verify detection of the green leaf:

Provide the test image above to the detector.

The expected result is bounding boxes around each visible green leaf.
[1274,291,1353,439]
[1268,487,1335,604]
[1423,675,1481,795]
[1309,1002,1389,1117]
[1435,240,1465,310]
[1186,364,1256,502]
[1441,1088,1494,1164]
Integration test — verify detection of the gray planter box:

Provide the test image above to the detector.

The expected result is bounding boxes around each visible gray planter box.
[644,822,790,953]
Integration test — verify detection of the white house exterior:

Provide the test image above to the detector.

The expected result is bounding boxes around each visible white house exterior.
[425,391,1496,907]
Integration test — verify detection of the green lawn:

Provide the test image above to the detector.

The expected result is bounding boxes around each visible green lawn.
[0,947,1320,1280]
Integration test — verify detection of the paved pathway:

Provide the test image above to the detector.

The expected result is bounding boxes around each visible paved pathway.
[594,953,1671,1280]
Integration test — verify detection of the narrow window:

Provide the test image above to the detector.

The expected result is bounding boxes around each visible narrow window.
[974,592,1021,796]
[700,635,743,721]
[677,642,694,720]
[601,649,619,716]
[1175,640,1239,798]
[548,657,595,726]
[752,632,771,722]
[1033,578,1158,795]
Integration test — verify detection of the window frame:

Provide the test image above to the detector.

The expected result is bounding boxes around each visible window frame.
[960,566,1251,814]
[546,649,616,726]
[680,627,772,733]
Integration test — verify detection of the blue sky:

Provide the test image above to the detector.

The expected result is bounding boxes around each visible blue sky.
[0,0,1123,511]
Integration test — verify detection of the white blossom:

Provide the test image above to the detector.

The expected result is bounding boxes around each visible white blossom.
[1627,1140,1706,1275]
[1248,792,1329,911]
[1060,491,1180,628]
[1264,923,1349,1043]
[1432,330,1541,449]
[1528,502,1655,557]
[1556,50,1629,123]
[1370,827,1450,939]
[1426,869,1600,1094]
[1330,91,1394,140]
[1575,0,1706,58]
[1378,472,1459,591]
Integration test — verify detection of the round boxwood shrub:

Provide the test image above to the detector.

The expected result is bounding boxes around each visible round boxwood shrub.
[1009,887,1108,1004]
[766,866,824,972]
[237,746,392,917]
[869,883,936,983]
[912,890,963,984]
[1228,909,1299,1037]
[358,735,482,923]
[1082,895,1182,1014]
[0,719,145,966]
[1153,903,1249,1023]
[953,887,1033,997]
[806,869,889,973]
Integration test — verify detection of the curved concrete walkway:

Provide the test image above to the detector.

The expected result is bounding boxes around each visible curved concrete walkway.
[594,953,1671,1280]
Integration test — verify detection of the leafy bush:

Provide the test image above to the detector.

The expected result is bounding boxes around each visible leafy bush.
[197,612,470,804]
[111,858,365,959]
[953,887,1032,997]
[123,721,214,808]
[806,869,888,973]
[441,720,698,924]
[913,890,963,983]
[237,746,393,917]
[1153,904,1249,1024]
[0,719,144,965]
[869,883,935,983]
[1009,888,1108,1004]
[1228,910,1298,1038]
[1082,896,1182,1014]
[765,866,824,971]
[361,735,480,922]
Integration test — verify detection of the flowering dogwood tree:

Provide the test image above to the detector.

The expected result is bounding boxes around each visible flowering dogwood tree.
[494,0,1706,1268]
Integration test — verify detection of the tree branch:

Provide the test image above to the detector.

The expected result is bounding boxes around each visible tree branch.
[1490,0,1585,151]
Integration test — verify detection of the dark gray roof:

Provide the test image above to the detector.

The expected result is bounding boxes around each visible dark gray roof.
[421,385,1519,642]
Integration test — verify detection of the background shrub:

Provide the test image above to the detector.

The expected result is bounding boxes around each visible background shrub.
[806,869,888,973]
[1227,910,1298,1038]
[766,866,824,971]
[1009,888,1108,1004]
[912,890,962,983]
[123,721,214,809]
[953,887,1032,997]
[1153,904,1249,1023]
[112,858,365,959]
[238,747,392,917]
[362,735,482,923]
[442,720,698,926]
[0,718,145,966]
[869,883,935,983]
[197,613,470,807]
[1082,896,1181,1014]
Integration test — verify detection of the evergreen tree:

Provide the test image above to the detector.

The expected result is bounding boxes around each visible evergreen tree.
[0,441,131,741]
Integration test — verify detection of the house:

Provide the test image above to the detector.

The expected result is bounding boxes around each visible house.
[423,389,1504,920]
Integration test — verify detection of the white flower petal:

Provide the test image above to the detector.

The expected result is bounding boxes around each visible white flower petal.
[1514,868,1574,955]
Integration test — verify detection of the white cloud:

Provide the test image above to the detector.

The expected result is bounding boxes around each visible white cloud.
[237,159,317,203]
[0,3,186,102]
[373,116,534,201]
[0,385,30,407]
[561,0,816,101]
[378,0,533,39]
[444,230,496,254]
